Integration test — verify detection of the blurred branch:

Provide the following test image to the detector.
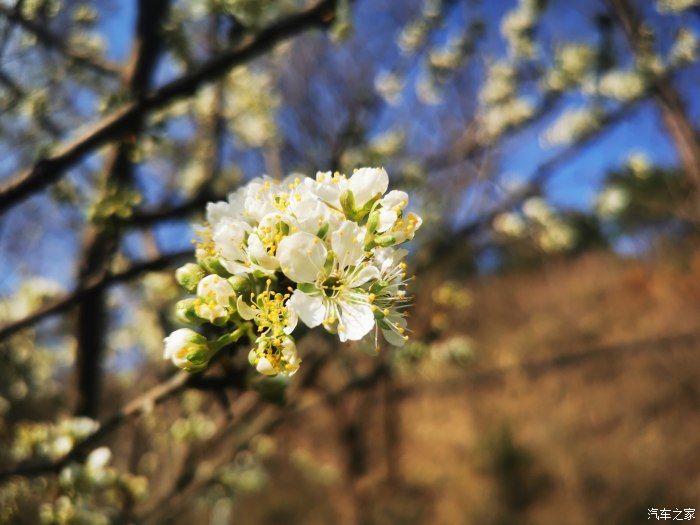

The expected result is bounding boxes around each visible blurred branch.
[0,68,62,136]
[401,330,700,395]
[0,0,345,214]
[0,370,193,482]
[0,4,121,77]
[0,249,191,342]
[74,0,171,419]
[607,0,700,189]
[139,357,386,524]
[420,101,639,268]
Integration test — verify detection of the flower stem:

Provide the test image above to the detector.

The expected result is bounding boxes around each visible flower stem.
[210,325,248,352]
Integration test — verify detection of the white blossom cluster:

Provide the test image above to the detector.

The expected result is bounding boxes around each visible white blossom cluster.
[541,106,602,147]
[165,168,422,376]
[500,0,545,59]
[656,0,700,13]
[40,447,147,525]
[596,69,647,102]
[11,417,99,462]
[543,43,596,92]
[478,60,535,142]
[493,197,577,253]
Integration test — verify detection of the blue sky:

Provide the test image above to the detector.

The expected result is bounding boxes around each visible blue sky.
[0,0,699,295]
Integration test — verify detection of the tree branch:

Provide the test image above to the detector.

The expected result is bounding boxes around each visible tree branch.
[73,0,171,420]
[0,0,342,214]
[607,0,700,189]
[0,4,121,77]
[0,249,190,342]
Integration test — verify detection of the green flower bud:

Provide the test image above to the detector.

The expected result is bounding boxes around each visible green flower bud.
[197,254,229,277]
[228,275,251,295]
[248,349,258,367]
[163,329,212,372]
[175,299,204,325]
[175,263,205,292]
[340,189,357,219]
[317,222,330,240]
[374,234,396,247]
[366,210,380,233]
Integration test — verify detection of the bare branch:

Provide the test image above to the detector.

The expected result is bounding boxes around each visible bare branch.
[607,0,700,189]
[0,370,192,482]
[0,4,121,77]
[0,249,191,341]
[0,0,343,214]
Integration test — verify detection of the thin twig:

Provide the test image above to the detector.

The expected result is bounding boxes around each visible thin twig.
[0,249,190,341]
[0,5,121,76]
[0,0,342,214]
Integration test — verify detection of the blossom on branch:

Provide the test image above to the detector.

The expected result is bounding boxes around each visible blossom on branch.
[165,168,422,376]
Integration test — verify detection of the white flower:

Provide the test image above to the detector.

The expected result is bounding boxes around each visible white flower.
[541,106,601,146]
[347,167,389,208]
[493,212,526,237]
[628,152,652,178]
[280,222,379,342]
[376,190,409,233]
[163,328,211,371]
[369,247,410,346]
[375,211,422,246]
[656,0,700,13]
[86,447,112,470]
[596,186,629,217]
[315,170,349,208]
[669,27,698,65]
[249,335,301,376]
[236,281,298,336]
[276,231,328,284]
[195,274,236,323]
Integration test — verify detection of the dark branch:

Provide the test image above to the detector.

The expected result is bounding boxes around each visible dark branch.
[0,250,190,342]
[0,0,342,214]
[0,4,121,77]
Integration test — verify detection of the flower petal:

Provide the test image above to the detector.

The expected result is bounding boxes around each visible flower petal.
[331,220,365,269]
[236,296,256,321]
[288,290,325,328]
[380,190,408,211]
[337,298,374,342]
[277,232,327,283]
[347,265,380,288]
[248,233,278,271]
[377,209,397,233]
[284,305,299,334]
[348,167,389,207]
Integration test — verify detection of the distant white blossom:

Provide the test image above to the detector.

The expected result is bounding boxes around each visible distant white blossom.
[541,106,601,146]
[656,0,700,13]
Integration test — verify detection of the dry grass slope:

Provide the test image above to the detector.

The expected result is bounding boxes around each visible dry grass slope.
[220,250,700,525]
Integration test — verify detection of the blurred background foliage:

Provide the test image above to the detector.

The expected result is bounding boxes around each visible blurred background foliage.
[1,0,700,523]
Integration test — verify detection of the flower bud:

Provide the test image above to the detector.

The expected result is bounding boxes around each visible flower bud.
[175,263,205,292]
[248,335,300,376]
[340,189,357,219]
[317,222,330,240]
[373,234,397,247]
[228,275,251,294]
[163,329,211,372]
[366,210,380,233]
[195,249,228,277]
[175,299,204,325]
